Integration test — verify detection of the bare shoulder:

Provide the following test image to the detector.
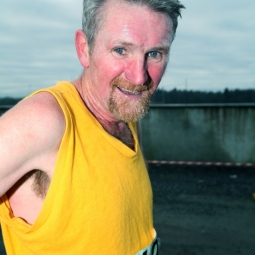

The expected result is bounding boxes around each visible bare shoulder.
[0,92,65,152]
[0,92,65,196]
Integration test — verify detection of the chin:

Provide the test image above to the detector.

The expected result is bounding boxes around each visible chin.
[108,90,152,122]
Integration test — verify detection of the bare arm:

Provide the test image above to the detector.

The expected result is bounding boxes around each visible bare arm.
[0,92,65,197]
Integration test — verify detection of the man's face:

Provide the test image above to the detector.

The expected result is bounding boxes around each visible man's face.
[83,0,173,122]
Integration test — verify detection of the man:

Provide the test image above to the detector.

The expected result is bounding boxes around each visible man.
[0,0,184,254]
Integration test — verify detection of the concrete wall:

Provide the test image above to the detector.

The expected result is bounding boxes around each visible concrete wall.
[141,104,255,163]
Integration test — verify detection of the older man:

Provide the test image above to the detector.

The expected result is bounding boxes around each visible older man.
[0,0,184,254]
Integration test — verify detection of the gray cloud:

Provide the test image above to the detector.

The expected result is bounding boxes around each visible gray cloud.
[0,0,82,97]
[0,0,254,98]
[161,0,255,91]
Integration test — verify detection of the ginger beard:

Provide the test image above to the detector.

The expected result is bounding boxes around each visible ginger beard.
[108,76,154,122]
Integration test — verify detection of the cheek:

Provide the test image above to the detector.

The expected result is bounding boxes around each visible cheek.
[95,60,126,95]
[103,60,126,82]
[148,64,166,88]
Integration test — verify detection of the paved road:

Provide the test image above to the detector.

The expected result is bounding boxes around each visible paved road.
[150,164,255,255]
[1,164,255,254]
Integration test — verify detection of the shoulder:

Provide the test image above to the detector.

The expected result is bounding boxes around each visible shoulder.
[2,92,65,142]
[0,91,66,160]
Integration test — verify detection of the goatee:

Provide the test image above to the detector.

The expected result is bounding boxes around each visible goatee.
[108,76,154,122]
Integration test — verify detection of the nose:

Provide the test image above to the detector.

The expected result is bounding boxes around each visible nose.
[124,57,148,85]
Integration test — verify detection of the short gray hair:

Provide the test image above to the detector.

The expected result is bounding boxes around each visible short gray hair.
[82,0,185,50]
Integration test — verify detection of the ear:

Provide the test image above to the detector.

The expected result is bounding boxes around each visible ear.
[75,30,90,68]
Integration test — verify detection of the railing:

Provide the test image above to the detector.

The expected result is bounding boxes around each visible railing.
[150,103,255,108]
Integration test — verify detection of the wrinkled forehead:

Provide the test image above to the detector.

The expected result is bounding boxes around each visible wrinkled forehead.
[100,0,173,43]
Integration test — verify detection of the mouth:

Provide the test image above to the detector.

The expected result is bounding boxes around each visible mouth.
[116,85,148,95]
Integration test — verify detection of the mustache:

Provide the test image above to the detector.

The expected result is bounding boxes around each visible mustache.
[110,76,153,92]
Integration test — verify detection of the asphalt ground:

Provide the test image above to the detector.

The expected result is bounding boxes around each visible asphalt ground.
[1,164,255,254]
[150,164,255,255]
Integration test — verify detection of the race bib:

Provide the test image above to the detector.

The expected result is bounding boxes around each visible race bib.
[135,236,159,255]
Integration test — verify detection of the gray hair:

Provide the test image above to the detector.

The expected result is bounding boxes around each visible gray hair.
[82,0,185,51]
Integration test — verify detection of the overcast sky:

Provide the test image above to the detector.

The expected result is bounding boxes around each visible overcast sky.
[0,0,255,98]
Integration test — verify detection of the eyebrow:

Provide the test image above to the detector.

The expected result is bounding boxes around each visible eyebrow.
[149,46,170,54]
[112,40,135,48]
[112,40,170,54]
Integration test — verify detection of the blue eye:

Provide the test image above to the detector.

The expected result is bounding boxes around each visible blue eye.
[147,51,163,62]
[148,51,159,58]
[114,48,125,55]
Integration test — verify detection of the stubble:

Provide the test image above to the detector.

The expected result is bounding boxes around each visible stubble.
[108,76,154,122]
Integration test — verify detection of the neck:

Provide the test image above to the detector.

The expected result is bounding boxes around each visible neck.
[101,120,135,150]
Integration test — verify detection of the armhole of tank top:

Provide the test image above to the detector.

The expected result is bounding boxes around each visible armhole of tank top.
[26,89,71,135]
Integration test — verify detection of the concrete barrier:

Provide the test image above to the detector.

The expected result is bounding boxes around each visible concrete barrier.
[141,104,255,163]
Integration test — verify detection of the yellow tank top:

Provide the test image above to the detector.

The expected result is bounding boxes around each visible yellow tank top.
[0,81,155,254]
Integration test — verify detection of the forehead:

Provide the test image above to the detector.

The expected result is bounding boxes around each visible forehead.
[97,0,173,47]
